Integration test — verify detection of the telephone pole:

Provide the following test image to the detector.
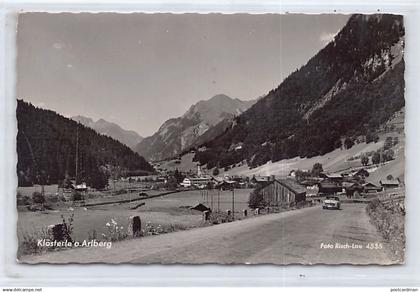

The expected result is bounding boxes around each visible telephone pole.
[218,189,220,212]
[75,126,79,184]
[231,187,235,220]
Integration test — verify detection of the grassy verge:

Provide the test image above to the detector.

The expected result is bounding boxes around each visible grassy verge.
[366,198,405,262]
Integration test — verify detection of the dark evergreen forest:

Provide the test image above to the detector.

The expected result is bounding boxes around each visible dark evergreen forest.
[17,100,154,188]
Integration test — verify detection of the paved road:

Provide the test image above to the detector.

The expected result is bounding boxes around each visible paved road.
[22,204,395,264]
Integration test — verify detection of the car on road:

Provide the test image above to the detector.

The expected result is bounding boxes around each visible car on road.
[322,196,341,210]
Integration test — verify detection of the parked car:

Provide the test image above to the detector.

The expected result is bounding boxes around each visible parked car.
[322,196,341,210]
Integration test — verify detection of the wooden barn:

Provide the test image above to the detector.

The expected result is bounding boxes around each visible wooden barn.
[259,178,307,206]
[363,182,383,193]
[380,179,400,189]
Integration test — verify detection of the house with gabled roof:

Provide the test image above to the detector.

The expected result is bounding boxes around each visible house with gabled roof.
[380,179,400,188]
[363,182,383,193]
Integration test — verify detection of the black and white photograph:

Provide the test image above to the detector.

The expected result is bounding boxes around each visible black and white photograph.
[15,12,405,265]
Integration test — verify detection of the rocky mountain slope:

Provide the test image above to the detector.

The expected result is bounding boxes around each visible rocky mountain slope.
[192,14,405,170]
[72,115,143,149]
[135,94,255,161]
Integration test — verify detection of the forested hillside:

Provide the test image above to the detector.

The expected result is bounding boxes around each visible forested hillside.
[193,14,405,170]
[17,100,154,188]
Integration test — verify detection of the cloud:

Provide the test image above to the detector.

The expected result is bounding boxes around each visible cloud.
[53,42,72,50]
[319,30,339,45]
[53,42,64,49]
[66,64,73,68]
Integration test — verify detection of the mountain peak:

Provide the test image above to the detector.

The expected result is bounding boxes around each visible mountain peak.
[208,94,233,102]
[71,115,143,149]
[135,94,256,161]
[183,94,255,125]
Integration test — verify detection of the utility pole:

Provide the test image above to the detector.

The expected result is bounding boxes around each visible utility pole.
[231,187,235,220]
[210,190,212,210]
[218,189,220,212]
[75,126,79,185]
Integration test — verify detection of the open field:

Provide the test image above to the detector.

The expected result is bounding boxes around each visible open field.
[18,184,60,197]
[156,153,198,173]
[224,141,386,177]
[17,188,254,245]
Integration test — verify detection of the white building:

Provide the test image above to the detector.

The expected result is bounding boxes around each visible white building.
[181,176,213,188]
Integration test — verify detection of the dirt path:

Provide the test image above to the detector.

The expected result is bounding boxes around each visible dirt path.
[21,204,396,264]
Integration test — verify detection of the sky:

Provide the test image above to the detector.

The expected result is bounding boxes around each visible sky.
[17,13,350,137]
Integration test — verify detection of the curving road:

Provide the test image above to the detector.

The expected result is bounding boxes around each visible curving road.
[22,204,397,265]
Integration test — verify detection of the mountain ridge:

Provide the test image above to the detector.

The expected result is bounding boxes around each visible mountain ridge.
[192,14,405,170]
[71,115,143,149]
[134,94,256,161]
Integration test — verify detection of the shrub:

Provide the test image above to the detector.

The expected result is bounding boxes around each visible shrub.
[361,154,369,166]
[18,227,51,256]
[87,192,96,199]
[311,163,323,177]
[366,198,405,262]
[59,213,75,242]
[383,149,395,162]
[344,137,355,149]
[17,193,31,206]
[384,136,393,150]
[72,191,84,201]
[372,152,381,164]
[207,212,232,224]
[32,192,45,205]
[102,218,127,241]
[46,194,59,203]
[248,190,266,209]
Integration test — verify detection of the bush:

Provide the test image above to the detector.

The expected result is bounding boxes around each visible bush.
[366,198,405,262]
[32,192,45,205]
[18,228,51,256]
[72,191,84,201]
[46,194,59,203]
[372,152,381,164]
[17,193,31,206]
[344,137,355,149]
[102,218,127,241]
[361,154,369,166]
[311,163,323,177]
[208,212,232,224]
[58,213,75,242]
[87,192,96,199]
[384,136,393,150]
[248,190,266,209]
[383,149,395,162]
